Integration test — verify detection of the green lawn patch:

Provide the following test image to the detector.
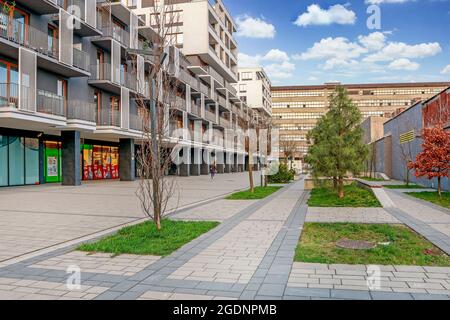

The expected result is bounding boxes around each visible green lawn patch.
[307,183,381,207]
[384,184,428,189]
[295,223,450,266]
[78,219,219,256]
[406,192,450,209]
[226,186,282,200]
[359,176,385,182]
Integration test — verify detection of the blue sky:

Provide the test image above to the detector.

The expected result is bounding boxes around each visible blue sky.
[224,0,450,85]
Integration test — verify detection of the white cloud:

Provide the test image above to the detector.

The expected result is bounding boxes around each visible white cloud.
[294,37,367,61]
[262,49,290,62]
[441,65,450,74]
[238,49,295,79]
[388,58,420,71]
[366,0,412,4]
[364,42,442,62]
[358,32,387,51]
[236,15,276,39]
[294,4,356,27]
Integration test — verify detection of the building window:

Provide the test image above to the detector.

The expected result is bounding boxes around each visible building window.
[241,72,252,80]
[47,24,58,57]
[239,84,247,92]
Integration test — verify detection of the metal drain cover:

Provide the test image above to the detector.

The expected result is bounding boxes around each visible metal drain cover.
[336,239,376,250]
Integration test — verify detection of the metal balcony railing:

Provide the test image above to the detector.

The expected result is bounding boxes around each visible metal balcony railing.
[0,14,59,59]
[121,71,137,91]
[73,47,90,71]
[173,96,186,111]
[205,109,216,123]
[199,82,209,97]
[219,117,230,128]
[0,83,19,108]
[37,89,66,117]
[97,108,121,127]
[179,69,199,91]
[218,94,226,107]
[129,113,144,132]
[100,24,130,48]
[190,103,200,117]
[67,100,96,122]
[56,0,86,20]
[89,63,112,81]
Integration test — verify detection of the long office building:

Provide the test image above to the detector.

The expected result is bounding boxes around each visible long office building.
[271,82,450,167]
[0,0,263,187]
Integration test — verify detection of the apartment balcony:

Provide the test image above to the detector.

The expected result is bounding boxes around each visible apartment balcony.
[88,63,121,95]
[53,0,100,36]
[66,100,96,131]
[205,109,216,123]
[219,117,230,128]
[217,94,227,108]
[173,96,187,112]
[121,72,137,92]
[14,0,60,14]
[129,113,144,132]
[36,89,66,117]
[97,108,121,128]
[73,48,90,72]
[189,104,201,118]
[226,82,237,96]
[179,69,199,92]
[93,23,130,51]
[199,82,210,97]
[0,83,67,129]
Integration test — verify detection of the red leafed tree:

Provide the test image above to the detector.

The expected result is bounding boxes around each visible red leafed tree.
[408,125,450,196]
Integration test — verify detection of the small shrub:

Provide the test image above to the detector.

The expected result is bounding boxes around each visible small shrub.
[268,163,294,183]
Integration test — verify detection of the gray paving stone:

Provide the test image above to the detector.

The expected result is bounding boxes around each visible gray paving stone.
[284,287,330,298]
[330,289,371,300]
[258,284,285,297]
[370,291,413,300]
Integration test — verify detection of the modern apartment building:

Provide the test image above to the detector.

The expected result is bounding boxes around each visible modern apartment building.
[0,0,259,188]
[272,82,450,164]
[236,67,272,117]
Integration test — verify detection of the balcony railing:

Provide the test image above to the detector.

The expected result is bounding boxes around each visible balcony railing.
[97,108,121,127]
[100,24,130,48]
[67,100,96,122]
[73,47,90,71]
[205,109,216,123]
[199,82,209,97]
[173,96,186,111]
[179,69,199,91]
[130,113,144,132]
[37,89,66,117]
[121,71,137,91]
[226,82,237,96]
[89,63,112,81]
[219,117,230,128]
[218,94,226,107]
[0,14,59,59]
[205,66,224,86]
[190,103,200,117]
[0,83,19,108]
[56,0,86,21]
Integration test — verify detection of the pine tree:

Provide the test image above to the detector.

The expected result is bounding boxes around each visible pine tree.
[305,87,368,198]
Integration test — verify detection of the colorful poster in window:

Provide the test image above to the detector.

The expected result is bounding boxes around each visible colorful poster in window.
[111,147,119,179]
[102,146,111,179]
[82,144,93,180]
[47,156,58,177]
[93,145,103,180]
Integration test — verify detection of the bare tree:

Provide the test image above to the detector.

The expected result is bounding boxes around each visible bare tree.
[280,138,298,170]
[129,2,182,230]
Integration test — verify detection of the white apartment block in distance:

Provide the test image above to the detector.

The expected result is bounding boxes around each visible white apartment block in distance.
[236,67,272,117]
[132,0,238,83]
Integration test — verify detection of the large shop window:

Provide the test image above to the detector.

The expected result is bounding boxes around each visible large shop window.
[82,144,119,181]
[44,141,62,183]
[0,135,39,186]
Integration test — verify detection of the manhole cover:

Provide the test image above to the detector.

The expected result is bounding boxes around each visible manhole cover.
[336,239,376,250]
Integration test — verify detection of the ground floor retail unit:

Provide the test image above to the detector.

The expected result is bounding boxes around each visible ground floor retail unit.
[0,128,258,187]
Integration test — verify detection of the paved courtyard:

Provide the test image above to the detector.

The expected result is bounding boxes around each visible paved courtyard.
[0,172,260,263]
[0,178,449,300]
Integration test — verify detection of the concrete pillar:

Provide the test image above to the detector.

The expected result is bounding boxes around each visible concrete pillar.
[224,152,231,173]
[232,153,238,173]
[200,148,210,175]
[216,151,224,174]
[190,148,201,176]
[62,131,81,186]
[237,154,244,172]
[179,146,190,176]
[119,138,135,181]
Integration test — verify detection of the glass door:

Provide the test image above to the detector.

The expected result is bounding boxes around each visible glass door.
[0,60,18,108]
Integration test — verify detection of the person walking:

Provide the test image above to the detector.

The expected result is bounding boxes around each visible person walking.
[210,163,217,180]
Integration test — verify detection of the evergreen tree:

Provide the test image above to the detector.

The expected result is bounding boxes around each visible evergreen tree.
[305,87,368,198]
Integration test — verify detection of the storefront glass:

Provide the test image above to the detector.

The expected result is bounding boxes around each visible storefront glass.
[44,141,62,183]
[8,137,24,186]
[0,135,7,186]
[82,144,119,180]
[24,138,39,185]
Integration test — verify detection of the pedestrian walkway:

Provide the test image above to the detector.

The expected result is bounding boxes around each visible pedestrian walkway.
[0,179,448,300]
[383,189,450,255]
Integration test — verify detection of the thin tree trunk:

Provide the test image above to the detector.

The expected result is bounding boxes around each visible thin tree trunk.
[405,168,410,186]
[333,177,338,190]
[248,161,254,193]
[438,177,442,197]
[338,177,344,198]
